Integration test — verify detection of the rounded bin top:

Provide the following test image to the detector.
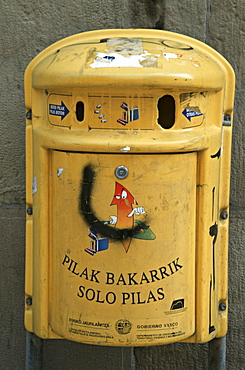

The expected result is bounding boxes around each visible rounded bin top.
[26,30,234,90]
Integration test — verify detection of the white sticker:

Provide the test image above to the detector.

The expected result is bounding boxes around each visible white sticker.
[120,146,130,153]
[107,39,143,55]
[163,53,178,61]
[32,176,37,194]
[89,52,157,68]
[57,168,66,177]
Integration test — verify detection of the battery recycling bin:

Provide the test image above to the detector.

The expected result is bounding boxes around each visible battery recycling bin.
[25,29,235,346]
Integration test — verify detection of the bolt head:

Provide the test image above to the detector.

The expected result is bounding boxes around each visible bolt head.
[115,166,129,180]
[26,111,32,120]
[219,302,227,311]
[220,211,228,220]
[26,207,33,215]
[26,297,32,306]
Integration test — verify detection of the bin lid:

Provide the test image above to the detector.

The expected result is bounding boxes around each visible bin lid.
[26,29,234,96]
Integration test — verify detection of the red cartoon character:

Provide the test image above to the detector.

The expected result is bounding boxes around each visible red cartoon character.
[110,182,146,252]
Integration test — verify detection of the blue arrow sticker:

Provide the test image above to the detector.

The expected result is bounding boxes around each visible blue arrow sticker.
[182,108,203,121]
[49,101,70,120]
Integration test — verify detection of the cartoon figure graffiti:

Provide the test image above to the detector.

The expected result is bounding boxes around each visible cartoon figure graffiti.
[109,182,148,252]
[80,165,155,256]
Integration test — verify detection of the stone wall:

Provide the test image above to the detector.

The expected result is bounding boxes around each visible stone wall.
[1,0,244,368]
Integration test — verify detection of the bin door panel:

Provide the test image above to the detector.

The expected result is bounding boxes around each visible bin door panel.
[50,151,197,346]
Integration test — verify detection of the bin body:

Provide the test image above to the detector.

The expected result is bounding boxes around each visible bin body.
[25,29,235,346]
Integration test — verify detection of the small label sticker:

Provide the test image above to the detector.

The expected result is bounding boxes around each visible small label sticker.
[49,101,69,120]
[163,53,179,61]
[115,319,132,334]
[182,108,203,121]
[32,176,37,194]
[117,102,139,126]
[57,168,66,177]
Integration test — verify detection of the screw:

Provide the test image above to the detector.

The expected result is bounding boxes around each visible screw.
[220,211,228,220]
[115,166,129,180]
[26,297,32,306]
[219,302,226,311]
[26,207,33,215]
[223,115,231,126]
[26,111,32,120]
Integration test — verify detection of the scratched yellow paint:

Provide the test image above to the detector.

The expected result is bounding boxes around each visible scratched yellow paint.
[25,29,235,345]
[49,152,196,345]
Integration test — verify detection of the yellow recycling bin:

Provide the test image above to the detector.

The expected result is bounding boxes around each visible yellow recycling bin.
[25,29,235,346]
